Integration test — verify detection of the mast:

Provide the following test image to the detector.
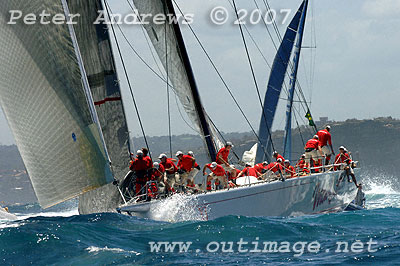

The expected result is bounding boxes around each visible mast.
[283,0,309,161]
[255,1,305,164]
[164,0,217,161]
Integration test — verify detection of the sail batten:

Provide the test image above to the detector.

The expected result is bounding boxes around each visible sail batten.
[255,1,305,163]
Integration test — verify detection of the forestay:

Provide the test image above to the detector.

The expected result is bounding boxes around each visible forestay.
[0,0,113,208]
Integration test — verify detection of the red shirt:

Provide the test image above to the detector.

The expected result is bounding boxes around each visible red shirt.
[334,153,351,168]
[177,155,194,172]
[296,159,308,169]
[275,154,285,163]
[227,169,241,180]
[161,159,177,174]
[206,164,226,176]
[254,163,266,173]
[285,165,295,178]
[266,162,283,173]
[216,147,230,164]
[305,139,319,150]
[241,166,258,177]
[317,130,332,147]
[130,157,152,171]
[151,164,165,179]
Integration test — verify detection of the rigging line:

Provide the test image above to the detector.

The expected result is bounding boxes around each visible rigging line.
[171,0,270,159]
[104,0,152,159]
[231,0,276,155]
[262,0,316,132]
[293,107,305,146]
[164,19,173,158]
[206,115,241,162]
[110,4,202,135]
[126,0,167,80]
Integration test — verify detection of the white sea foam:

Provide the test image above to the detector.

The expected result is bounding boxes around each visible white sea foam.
[149,193,203,222]
[86,246,140,255]
[362,173,400,209]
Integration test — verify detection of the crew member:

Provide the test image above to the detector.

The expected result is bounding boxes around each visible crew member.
[176,151,195,188]
[159,153,178,193]
[335,147,358,188]
[254,161,268,174]
[203,162,227,190]
[142,147,153,167]
[216,142,237,179]
[272,151,285,166]
[264,159,284,180]
[296,154,309,175]
[304,135,323,170]
[284,160,296,178]
[147,162,164,199]
[187,151,201,187]
[317,126,334,165]
[238,163,261,178]
[130,150,153,196]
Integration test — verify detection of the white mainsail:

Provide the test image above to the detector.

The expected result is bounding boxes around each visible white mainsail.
[0,1,114,208]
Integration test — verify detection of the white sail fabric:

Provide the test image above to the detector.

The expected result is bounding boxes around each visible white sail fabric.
[0,1,113,208]
[132,0,224,153]
[66,0,132,214]
[241,144,258,167]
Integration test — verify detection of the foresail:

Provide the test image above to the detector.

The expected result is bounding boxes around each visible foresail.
[132,0,222,159]
[0,1,113,208]
[283,0,308,161]
[255,1,305,163]
[66,0,132,213]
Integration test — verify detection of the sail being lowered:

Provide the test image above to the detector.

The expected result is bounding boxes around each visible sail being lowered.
[0,0,113,208]
[132,0,223,160]
[255,1,305,164]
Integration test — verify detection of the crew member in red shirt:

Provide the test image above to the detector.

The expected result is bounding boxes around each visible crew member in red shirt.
[334,146,352,170]
[296,154,310,175]
[203,162,227,190]
[130,150,153,196]
[238,163,261,178]
[317,126,334,165]
[187,151,201,187]
[284,160,296,178]
[254,161,268,174]
[273,151,285,166]
[176,151,195,187]
[335,146,358,188]
[304,135,323,170]
[159,153,178,193]
[147,162,164,199]
[263,159,284,180]
[216,142,237,179]
[141,147,153,168]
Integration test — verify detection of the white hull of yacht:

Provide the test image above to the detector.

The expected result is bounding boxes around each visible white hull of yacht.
[118,169,360,221]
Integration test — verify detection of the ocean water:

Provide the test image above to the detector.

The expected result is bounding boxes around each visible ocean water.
[1,173,400,265]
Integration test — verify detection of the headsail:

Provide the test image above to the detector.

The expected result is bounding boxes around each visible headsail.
[255,1,305,163]
[283,0,309,161]
[66,0,132,213]
[0,1,113,208]
[132,0,222,160]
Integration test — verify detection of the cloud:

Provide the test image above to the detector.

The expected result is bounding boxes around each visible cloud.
[362,0,400,17]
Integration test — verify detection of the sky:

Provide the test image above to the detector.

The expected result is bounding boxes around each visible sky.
[1,0,400,145]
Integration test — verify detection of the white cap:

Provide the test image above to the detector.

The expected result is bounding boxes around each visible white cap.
[230,164,235,168]
[326,125,331,129]
[245,163,251,167]
[277,158,282,162]
[273,151,278,155]
[301,154,305,157]
[339,146,345,150]
[313,135,319,139]
[226,141,234,147]
[285,160,290,163]
[137,150,143,155]
[211,162,217,168]
[263,161,268,165]
[188,151,194,156]
[153,162,160,168]
[158,153,167,159]
[176,151,183,157]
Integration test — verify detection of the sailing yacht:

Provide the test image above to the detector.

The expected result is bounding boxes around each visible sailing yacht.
[0,0,360,221]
